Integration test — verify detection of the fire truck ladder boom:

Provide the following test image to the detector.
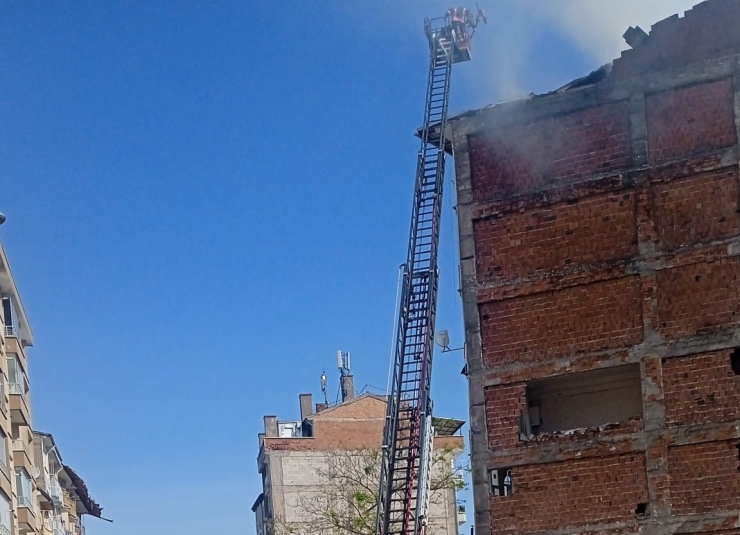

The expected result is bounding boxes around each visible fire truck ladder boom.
[376,15,468,535]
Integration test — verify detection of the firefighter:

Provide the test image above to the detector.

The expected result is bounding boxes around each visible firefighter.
[446,6,473,46]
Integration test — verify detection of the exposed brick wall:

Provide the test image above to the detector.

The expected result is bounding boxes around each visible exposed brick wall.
[469,102,631,203]
[455,4,740,535]
[646,78,736,163]
[612,0,740,79]
[484,384,526,450]
[652,166,740,250]
[667,440,740,515]
[657,258,740,339]
[474,191,638,282]
[480,277,643,367]
[663,350,740,426]
[489,453,648,535]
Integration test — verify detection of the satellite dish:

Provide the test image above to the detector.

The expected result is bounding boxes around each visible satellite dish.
[32,467,41,479]
[435,330,450,349]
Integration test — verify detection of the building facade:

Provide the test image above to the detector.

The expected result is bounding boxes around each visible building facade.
[450,2,740,535]
[0,243,102,535]
[253,386,466,535]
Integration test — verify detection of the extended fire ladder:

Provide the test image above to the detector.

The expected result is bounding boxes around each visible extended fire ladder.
[376,13,479,535]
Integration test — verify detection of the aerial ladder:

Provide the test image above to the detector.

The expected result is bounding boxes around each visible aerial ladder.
[376,7,486,535]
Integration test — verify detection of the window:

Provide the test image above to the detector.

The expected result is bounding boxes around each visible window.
[6,356,26,396]
[0,375,6,415]
[524,364,643,435]
[1,298,17,337]
[0,430,7,477]
[15,468,32,509]
[731,348,740,376]
[490,468,513,496]
[0,491,10,535]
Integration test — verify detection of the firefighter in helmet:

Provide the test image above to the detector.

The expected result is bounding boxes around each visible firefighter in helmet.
[445,6,475,48]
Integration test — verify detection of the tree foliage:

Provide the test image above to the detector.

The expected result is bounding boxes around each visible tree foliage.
[271,446,467,535]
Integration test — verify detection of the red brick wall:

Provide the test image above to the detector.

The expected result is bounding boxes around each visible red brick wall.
[490,453,648,535]
[612,1,740,79]
[646,78,736,163]
[656,258,740,339]
[652,166,740,250]
[663,350,740,426]
[484,384,526,450]
[474,191,637,282]
[480,277,643,367]
[469,102,631,203]
[668,440,740,515]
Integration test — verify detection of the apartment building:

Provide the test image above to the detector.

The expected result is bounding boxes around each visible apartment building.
[253,381,466,535]
[0,242,102,535]
[33,432,101,535]
[449,2,740,535]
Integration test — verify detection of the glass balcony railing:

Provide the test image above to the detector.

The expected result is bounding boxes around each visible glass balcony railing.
[16,494,33,509]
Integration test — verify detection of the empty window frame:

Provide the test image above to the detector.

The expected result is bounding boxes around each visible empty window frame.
[524,364,643,435]
[490,468,513,496]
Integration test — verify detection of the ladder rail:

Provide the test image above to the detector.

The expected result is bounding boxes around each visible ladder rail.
[376,25,454,535]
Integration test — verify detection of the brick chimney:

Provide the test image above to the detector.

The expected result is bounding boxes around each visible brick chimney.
[299,393,313,420]
[263,415,278,437]
[341,375,355,402]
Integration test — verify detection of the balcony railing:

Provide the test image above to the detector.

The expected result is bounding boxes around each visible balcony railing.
[0,524,10,535]
[8,383,22,396]
[50,481,64,504]
[0,455,8,479]
[16,495,33,509]
[3,326,16,338]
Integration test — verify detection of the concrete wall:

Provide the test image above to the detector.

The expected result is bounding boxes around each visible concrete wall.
[451,2,740,535]
[258,395,465,535]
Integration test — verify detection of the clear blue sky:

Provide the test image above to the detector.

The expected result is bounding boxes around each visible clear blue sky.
[0,1,628,533]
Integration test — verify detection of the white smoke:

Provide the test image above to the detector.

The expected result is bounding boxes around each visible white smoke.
[455,0,704,102]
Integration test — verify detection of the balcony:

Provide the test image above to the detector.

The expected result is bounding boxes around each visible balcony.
[49,480,64,506]
[0,524,10,535]
[9,384,30,426]
[457,504,467,526]
[13,440,32,472]
[16,498,37,533]
[3,326,16,338]
[0,388,7,418]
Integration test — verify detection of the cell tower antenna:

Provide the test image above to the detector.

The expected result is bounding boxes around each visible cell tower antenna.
[337,350,352,403]
[337,350,351,376]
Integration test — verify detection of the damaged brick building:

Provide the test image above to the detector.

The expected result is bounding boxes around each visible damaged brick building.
[450,2,740,535]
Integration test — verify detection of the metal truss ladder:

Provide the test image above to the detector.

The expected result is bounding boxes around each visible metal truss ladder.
[376,25,453,535]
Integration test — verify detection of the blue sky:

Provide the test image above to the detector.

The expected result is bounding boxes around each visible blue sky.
[0,2,697,534]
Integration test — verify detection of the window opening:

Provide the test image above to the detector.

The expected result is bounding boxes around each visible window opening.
[635,503,649,518]
[731,348,740,376]
[490,468,513,496]
[524,364,642,436]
